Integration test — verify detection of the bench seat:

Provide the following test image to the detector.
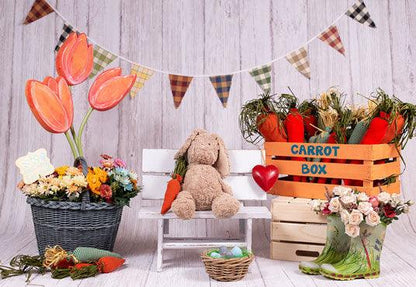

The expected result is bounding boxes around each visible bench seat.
[138,206,271,219]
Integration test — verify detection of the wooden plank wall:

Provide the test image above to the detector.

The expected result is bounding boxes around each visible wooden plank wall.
[0,0,415,240]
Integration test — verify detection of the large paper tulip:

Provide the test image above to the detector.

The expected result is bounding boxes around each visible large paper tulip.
[25,76,73,133]
[88,68,136,111]
[56,32,93,85]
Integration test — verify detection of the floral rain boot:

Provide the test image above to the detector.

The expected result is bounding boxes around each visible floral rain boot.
[320,223,386,280]
[299,214,351,275]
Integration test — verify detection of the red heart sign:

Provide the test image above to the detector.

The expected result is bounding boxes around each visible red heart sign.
[252,165,279,192]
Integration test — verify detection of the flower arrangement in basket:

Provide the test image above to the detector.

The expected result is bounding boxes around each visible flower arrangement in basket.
[298,186,413,280]
[201,246,254,282]
[15,32,139,254]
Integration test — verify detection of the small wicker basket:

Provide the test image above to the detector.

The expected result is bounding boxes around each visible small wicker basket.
[201,251,254,282]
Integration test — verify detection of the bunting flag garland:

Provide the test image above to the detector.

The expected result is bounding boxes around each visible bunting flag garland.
[209,75,233,108]
[24,0,54,24]
[129,64,155,98]
[169,75,193,109]
[249,65,272,93]
[318,25,345,55]
[346,0,376,28]
[55,24,74,52]
[285,47,311,79]
[89,46,118,78]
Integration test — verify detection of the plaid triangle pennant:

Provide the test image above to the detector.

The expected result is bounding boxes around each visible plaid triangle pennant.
[209,75,233,108]
[249,65,272,92]
[129,64,154,98]
[55,24,74,52]
[89,45,118,78]
[318,25,345,55]
[24,0,54,24]
[169,75,193,109]
[285,47,311,79]
[345,0,376,28]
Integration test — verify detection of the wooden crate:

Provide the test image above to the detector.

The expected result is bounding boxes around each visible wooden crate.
[270,197,327,262]
[265,142,401,199]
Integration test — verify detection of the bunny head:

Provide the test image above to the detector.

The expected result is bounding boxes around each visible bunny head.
[175,129,231,178]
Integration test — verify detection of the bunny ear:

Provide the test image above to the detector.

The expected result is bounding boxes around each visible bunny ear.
[213,134,230,178]
[174,129,207,159]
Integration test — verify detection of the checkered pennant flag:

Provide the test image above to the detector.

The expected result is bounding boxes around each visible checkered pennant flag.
[89,45,118,78]
[318,25,345,55]
[249,65,272,93]
[129,64,155,98]
[346,0,376,28]
[285,47,310,79]
[209,75,233,108]
[169,75,193,109]
[55,24,74,52]
[24,0,54,24]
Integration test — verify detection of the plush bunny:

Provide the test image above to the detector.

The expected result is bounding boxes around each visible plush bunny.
[171,129,240,219]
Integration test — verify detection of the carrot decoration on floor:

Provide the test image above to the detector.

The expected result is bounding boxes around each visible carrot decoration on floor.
[161,156,187,214]
[97,256,126,273]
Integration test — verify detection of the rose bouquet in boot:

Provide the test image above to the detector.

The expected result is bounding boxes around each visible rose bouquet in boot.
[300,186,413,280]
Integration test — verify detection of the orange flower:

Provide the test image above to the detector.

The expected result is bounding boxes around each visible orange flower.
[86,167,108,195]
[88,68,136,111]
[56,32,93,85]
[25,76,73,133]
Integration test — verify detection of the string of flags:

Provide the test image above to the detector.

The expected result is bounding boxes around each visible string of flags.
[24,0,377,109]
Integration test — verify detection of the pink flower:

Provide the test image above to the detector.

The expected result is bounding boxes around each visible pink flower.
[99,184,112,202]
[369,196,379,208]
[114,158,126,168]
[322,203,331,215]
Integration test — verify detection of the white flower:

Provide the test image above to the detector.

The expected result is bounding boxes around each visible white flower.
[341,193,357,205]
[390,193,402,208]
[403,205,410,214]
[349,209,363,225]
[345,224,360,238]
[357,192,369,202]
[129,171,138,181]
[358,202,373,215]
[329,198,341,213]
[365,211,381,226]
[72,175,87,187]
[377,192,391,204]
[309,200,323,212]
[333,186,353,197]
[340,209,350,224]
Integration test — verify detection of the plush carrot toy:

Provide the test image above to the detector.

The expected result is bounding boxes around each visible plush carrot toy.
[161,156,187,214]
[97,256,125,273]
[256,113,287,142]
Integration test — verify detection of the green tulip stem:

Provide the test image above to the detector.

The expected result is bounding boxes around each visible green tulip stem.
[65,131,78,159]
[76,107,94,157]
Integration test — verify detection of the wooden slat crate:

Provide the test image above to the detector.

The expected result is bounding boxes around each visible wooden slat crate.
[265,142,401,199]
[270,196,327,262]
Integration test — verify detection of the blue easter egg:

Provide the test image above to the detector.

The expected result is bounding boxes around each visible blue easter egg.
[210,252,221,258]
[219,246,228,255]
[231,246,243,257]
[224,251,234,258]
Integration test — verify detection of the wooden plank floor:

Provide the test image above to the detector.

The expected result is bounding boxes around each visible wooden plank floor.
[1,220,415,287]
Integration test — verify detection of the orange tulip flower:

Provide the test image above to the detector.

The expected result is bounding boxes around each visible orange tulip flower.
[56,32,93,85]
[25,76,73,133]
[88,68,136,111]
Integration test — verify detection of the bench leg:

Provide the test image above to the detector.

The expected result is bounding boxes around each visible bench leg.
[239,219,246,237]
[245,219,252,252]
[157,219,164,272]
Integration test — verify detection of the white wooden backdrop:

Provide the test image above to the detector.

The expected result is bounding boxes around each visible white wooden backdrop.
[1,0,415,253]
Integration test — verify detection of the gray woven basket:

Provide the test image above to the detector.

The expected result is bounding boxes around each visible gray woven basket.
[27,157,123,254]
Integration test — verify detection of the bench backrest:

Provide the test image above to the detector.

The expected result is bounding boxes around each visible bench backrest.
[142,149,266,201]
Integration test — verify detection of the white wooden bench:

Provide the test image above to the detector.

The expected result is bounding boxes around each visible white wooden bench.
[138,149,271,271]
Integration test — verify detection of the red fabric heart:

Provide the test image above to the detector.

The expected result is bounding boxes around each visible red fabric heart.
[252,165,279,192]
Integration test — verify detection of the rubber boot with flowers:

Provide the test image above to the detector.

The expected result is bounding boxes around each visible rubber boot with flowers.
[299,214,351,275]
[320,223,386,280]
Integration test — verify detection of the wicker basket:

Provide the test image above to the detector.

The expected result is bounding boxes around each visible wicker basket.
[201,251,254,282]
[27,157,123,254]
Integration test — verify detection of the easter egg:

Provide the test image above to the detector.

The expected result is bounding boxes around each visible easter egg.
[224,251,234,258]
[210,252,221,258]
[219,246,228,255]
[231,246,243,257]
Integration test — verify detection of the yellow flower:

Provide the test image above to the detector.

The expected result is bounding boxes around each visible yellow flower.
[55,166,69,176]
[87,167,108,195]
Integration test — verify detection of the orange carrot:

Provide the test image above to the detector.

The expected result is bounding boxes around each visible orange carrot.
[73,263,94,270]
[256,113,287,142]
[97,256,125,273]
[161,174,182,214]
[382,114,405,143]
